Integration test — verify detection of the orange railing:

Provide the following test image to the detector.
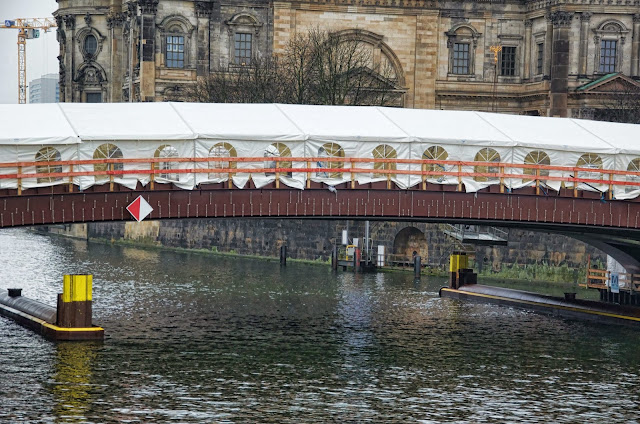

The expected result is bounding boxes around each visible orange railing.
[3,155,640,196]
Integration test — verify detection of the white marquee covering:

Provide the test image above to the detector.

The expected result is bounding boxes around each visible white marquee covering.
[1,102,639,198]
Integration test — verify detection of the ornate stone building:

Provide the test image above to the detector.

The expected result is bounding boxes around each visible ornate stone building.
[54,0,640,117]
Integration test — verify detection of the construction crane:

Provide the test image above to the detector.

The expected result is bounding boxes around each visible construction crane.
[0,18,57,104]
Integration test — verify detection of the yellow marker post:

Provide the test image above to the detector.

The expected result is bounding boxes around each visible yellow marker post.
[59,274,93,328]
[62,274,93,303]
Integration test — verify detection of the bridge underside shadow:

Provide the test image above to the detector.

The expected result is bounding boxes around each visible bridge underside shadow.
[3,184,640,271]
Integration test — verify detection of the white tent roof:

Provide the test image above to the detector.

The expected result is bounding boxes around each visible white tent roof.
[276,104,412,143]
[59,103,194,141]
[476,112,616,154]
[2,102,639,157]
[378,108,514,146]
[0,103,79,145]
[572,119,640,155]
[172,103,304,142]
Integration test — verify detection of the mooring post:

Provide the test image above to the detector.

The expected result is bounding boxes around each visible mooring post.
[414,255,421,278]
[57,274,93,328]
[331,244,338,271]
[354,248,361,273]
[280,245,287,266]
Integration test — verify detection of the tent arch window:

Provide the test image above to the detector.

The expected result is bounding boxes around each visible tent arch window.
[264,143,292,177]
[154,145,179,181]
[576,153,603,182]
[474,148,500,182]
[626,158,640,193]
[372,144,397,179]
[317,143,344,179]
[523,150,550,183]
[423,146,449,181]
[93,143,123,182]
[208,142,236,179]
[35,147,63,184]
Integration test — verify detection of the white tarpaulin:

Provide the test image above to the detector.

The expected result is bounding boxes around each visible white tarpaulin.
[0,102,639,197]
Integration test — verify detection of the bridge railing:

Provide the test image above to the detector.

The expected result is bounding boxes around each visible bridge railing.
[2,155,640,198]
[583,268,640,293]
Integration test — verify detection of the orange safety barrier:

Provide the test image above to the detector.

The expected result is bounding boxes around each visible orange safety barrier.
[3,155,640,194]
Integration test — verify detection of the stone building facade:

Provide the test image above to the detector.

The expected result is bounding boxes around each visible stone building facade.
[54,0,640,117]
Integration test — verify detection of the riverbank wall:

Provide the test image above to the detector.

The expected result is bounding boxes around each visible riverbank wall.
[36,220,605,272]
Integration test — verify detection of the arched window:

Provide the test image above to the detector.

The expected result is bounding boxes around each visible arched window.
[35,147,62,184]
[264,143,292,177]
[423,146,449,181]
[154,145,179,181]
[576,153,603,183]
[474,148,500,182]
[445,24,480,76]
[372,144,397,179]
[317,143,344,179]
[627,158,640,193]
[93,143,123,182]
[523,150,550,183]
[84,34,97,57]
[593,21,629,74]
[158,15,195,69]
[208,142,236,179]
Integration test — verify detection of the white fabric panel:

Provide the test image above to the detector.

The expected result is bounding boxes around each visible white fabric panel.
[0,145,19,189]
[573,119,640,155]
[0,104,80,145]
[60,103,194,141]
[18,145,78,189]
[477,112,615,154]
[278,104,412,143]
[379,108,514,147]
[173,103,305,142]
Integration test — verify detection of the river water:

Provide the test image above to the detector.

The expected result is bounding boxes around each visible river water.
[0,229,639,423]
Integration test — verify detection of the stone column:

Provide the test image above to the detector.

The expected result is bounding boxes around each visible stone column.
[632,14,640,78]
[63,14,76,102]
[523,19,533,80]
[195,1,213,75]
[549,11,573,117]
[578,12,591,78]
[544,14,553,79]
[138,0,158,101]
[107,7,125,102]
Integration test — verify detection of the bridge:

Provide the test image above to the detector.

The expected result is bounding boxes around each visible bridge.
[2,102,640,278]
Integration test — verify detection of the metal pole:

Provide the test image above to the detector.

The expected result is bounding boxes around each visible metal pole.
[364,220,370,266]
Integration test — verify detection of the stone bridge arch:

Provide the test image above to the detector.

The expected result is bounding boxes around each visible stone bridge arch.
[393,227,428,260]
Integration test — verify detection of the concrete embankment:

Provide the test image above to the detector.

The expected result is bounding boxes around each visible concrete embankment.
[440,284,640,326]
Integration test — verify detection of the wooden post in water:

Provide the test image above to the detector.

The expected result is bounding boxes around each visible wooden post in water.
[280,245,287,267]
[414,255,421,278]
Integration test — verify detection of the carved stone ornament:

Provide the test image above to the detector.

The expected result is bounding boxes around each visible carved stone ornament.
[195,1,213,18]
[138,0,159,15]
[106,12,125,29]
[84,13,92,26]
[579,12,592,22]
[634,14,640,24]
[524,19,533,28]
[63,14,76,30]
[550,11,573,28]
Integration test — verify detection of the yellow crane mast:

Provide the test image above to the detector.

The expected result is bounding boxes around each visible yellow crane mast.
[0,18,57,104]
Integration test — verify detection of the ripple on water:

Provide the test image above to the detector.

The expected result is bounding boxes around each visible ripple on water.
[0,228,640,423]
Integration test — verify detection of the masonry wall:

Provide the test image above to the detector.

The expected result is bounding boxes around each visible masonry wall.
[40,219,606,272]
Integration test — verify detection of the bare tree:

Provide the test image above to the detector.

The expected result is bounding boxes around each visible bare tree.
[187,28,405,106]
[594,81,640,124]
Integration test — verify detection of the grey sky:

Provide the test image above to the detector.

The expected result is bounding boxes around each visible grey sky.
[0,0,59,104]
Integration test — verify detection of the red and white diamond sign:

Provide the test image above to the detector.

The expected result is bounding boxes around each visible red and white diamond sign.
[126,195,153,222]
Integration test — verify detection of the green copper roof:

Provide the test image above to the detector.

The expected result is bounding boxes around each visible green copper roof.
[577,72,619,91]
